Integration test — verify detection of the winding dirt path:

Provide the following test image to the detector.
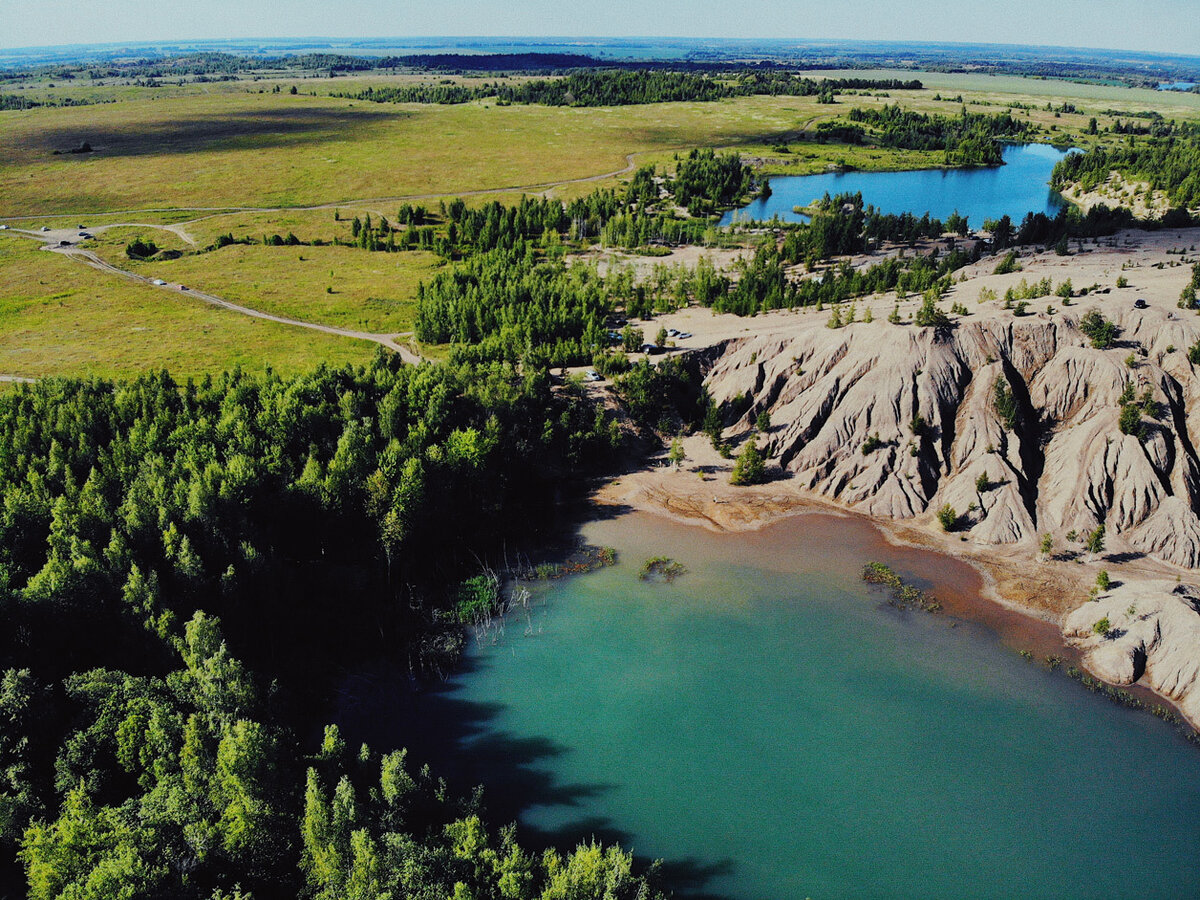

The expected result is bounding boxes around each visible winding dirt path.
[36,240,422,364]
[0,152,654,364]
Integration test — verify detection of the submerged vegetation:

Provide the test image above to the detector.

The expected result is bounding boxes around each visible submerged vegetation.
[639,557,688,582]
[862,563,943,612]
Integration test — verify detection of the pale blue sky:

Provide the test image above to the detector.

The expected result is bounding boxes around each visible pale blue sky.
[2,0,1198,55]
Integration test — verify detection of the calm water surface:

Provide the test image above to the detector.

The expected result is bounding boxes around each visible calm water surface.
[348,511,1200,899]
[720,143,1071,228]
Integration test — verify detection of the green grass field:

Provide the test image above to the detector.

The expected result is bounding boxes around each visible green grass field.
[0,234,376,378]
[4,69,1200,379]
[130,244,442,333]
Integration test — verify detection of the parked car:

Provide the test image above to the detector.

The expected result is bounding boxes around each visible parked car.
[1133,298,1149,309]
[667,328,680,337]
[678,332,693,339]
[179,285,189,291]
[0,224,9,230]
[583,370,603,382]
[151,279,167,286]
[40,226,50,232]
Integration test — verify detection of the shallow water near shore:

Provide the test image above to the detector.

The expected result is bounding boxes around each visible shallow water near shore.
[720,142,1071,227]
[346,510,1200,899]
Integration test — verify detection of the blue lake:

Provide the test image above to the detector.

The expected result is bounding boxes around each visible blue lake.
[721,143,1072,228]
[349,511,1200,900]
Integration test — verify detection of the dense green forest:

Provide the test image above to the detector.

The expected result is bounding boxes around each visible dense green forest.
[838,105,1040,166]
[1051,131,1200,209]
[334,70,920,107]
[0,360,693,899]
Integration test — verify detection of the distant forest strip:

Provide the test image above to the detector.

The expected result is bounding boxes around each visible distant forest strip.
[4,43,1199,88]
[332,70,919,107]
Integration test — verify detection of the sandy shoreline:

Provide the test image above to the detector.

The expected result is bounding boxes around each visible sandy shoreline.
[588,225,1200,730]
[594,462,1200,727]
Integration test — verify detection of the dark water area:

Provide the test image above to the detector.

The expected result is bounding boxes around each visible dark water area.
[720,143,1072,228]
[338,511,1200,899]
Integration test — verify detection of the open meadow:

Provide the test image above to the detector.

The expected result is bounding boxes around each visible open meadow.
[0,232,376,378]
[4,68,1200,378]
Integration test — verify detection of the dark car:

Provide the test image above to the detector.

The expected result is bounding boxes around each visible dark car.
[1134,298,1149,309]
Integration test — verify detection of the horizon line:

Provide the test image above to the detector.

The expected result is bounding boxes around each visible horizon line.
[2,34,1199,63]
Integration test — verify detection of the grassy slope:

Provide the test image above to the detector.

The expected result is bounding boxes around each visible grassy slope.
[0,234,375,378]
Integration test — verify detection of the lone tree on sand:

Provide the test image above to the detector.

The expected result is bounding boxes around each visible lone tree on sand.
[730,439,766,486]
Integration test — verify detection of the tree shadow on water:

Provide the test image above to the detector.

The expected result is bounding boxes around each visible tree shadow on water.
[332,654,738,899]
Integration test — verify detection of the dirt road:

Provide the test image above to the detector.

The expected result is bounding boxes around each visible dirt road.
[21,232,422,365]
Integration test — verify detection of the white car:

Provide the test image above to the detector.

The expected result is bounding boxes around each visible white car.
[0,224,8,230]
[584,370,603,382]
[40,226,50,232]
[151,279,167,286]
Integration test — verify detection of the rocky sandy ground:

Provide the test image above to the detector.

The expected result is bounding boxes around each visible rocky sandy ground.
[598,227,1200,725]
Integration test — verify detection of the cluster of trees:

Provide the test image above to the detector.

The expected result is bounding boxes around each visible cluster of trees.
[124,238,160,260]
[781,192,966,264]
[842,105,1039,166]
[1051,133,1200,210]
[0,358,661,897]
[414,249,615,367]
[337,69,921,108]
[710,239,974,316]
[335,156,752,268]
[671,148,757,215]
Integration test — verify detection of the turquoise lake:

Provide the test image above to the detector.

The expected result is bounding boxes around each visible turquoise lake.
[349,511,1200,899]
[720,143,1072,228]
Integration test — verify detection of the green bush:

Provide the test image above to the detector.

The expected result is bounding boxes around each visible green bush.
[730,438,766,485]
[936,503,958,532]
[914,294,950,327]
[993,251,1022,275]
[1079,310,1117,349]
[1118,404,1143,438]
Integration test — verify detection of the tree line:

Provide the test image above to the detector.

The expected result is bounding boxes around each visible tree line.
[839,105,1040,166]
[334,70,921,107]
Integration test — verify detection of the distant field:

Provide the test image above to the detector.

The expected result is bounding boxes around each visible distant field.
[0,90,930,214]
[4,73,1195,218]
[0,234,376,378]
[4,67,1200,381]
[809,68,1200,112]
